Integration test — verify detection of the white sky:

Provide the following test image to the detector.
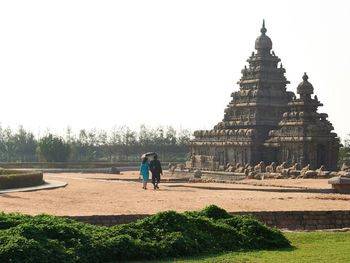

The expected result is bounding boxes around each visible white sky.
[0,0,349,140]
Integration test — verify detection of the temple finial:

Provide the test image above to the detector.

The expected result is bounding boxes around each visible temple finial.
[261,19,267,35]
[302,72,308,81]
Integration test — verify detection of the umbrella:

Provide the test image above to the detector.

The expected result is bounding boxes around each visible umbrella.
[141,152,157,159]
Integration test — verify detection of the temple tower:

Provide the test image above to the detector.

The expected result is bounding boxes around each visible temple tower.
[218,20,294,163]
[190,21,293,168]
[265,73,340,170]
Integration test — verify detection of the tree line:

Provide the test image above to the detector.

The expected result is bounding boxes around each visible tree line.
[0,125,191,162]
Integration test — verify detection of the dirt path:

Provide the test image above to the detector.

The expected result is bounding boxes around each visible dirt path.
[0,172,349,216]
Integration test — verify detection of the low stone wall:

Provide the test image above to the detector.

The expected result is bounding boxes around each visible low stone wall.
[41,166,138,173]
[66,210,350,230]
[235,211,350,230]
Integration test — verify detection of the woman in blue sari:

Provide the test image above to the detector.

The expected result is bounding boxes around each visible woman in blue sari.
[140,157,150,189]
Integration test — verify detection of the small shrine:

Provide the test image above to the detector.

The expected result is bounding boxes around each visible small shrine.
[265,73,339,170]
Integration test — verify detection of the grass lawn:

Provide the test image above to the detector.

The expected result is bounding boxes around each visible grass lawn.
[134,232,350,263]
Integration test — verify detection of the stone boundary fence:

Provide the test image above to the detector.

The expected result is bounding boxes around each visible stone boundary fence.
[66,210,350,231]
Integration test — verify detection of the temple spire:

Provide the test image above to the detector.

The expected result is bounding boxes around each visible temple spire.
[302,72,308,81]
[297,72,314,98]
[261,19,267,35]
[255,19,272,50]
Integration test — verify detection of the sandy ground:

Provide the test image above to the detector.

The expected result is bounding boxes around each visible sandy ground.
[0,172,349,216]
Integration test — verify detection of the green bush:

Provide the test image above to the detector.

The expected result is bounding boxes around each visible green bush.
[197,204,232,219]
[221,216,291,249]
[0,206,290,262]
[0,169,43,189]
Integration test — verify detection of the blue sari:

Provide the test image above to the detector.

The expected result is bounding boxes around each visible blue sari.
[140,162,150,181]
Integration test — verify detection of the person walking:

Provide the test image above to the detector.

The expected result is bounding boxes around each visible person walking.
[140,157,150,190]
[150,154,163,190]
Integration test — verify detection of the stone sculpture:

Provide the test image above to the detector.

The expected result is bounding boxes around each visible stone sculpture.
[266,162,276,173]
[276,162,288,174]
[254,161,266,173]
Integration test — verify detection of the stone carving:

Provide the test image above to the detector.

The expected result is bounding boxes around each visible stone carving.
[253,172,262,180]
[177,164,185,171]
[225,163,236,172]
[247,171,255,179]
[316,165,326,173]
[339,172,350,178]
[329,171,339,177]
[341,162,350,172]
[300,164,310,176]
[276,162,288,174]
[288,169,301,178]
[303,170,318,179]
[290,163,301,171]
[266,162,276,173]
[193,170,202,178]
[239,167,247,174]
[296,164,319,178]
[168,163,176,174]
[317,170,331,178]
[234,163,241,171]
[254,161,266,173]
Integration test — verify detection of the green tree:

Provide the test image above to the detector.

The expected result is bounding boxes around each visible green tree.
[3,127,17,162]
[13,126,37,162]
[0,125,8,161]
[165,126,177,145]
[122,126,137,161]
[139,124,153,147]
[37,134,70,162]
[177,128,191,145]
[107,126,123,161]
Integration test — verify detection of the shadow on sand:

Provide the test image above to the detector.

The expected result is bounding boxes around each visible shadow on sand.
[166,184,334,194]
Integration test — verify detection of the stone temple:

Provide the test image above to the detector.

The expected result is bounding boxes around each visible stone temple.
[189,21,339,171]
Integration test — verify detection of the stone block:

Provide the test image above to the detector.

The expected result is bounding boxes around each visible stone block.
[110,167,121,174]
[328,176,350,194]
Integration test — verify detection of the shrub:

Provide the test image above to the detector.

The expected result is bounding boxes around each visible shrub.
[197,204,232,219]
[0,169,43,189]
[0,205,290,262]
[221,216,291,249]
